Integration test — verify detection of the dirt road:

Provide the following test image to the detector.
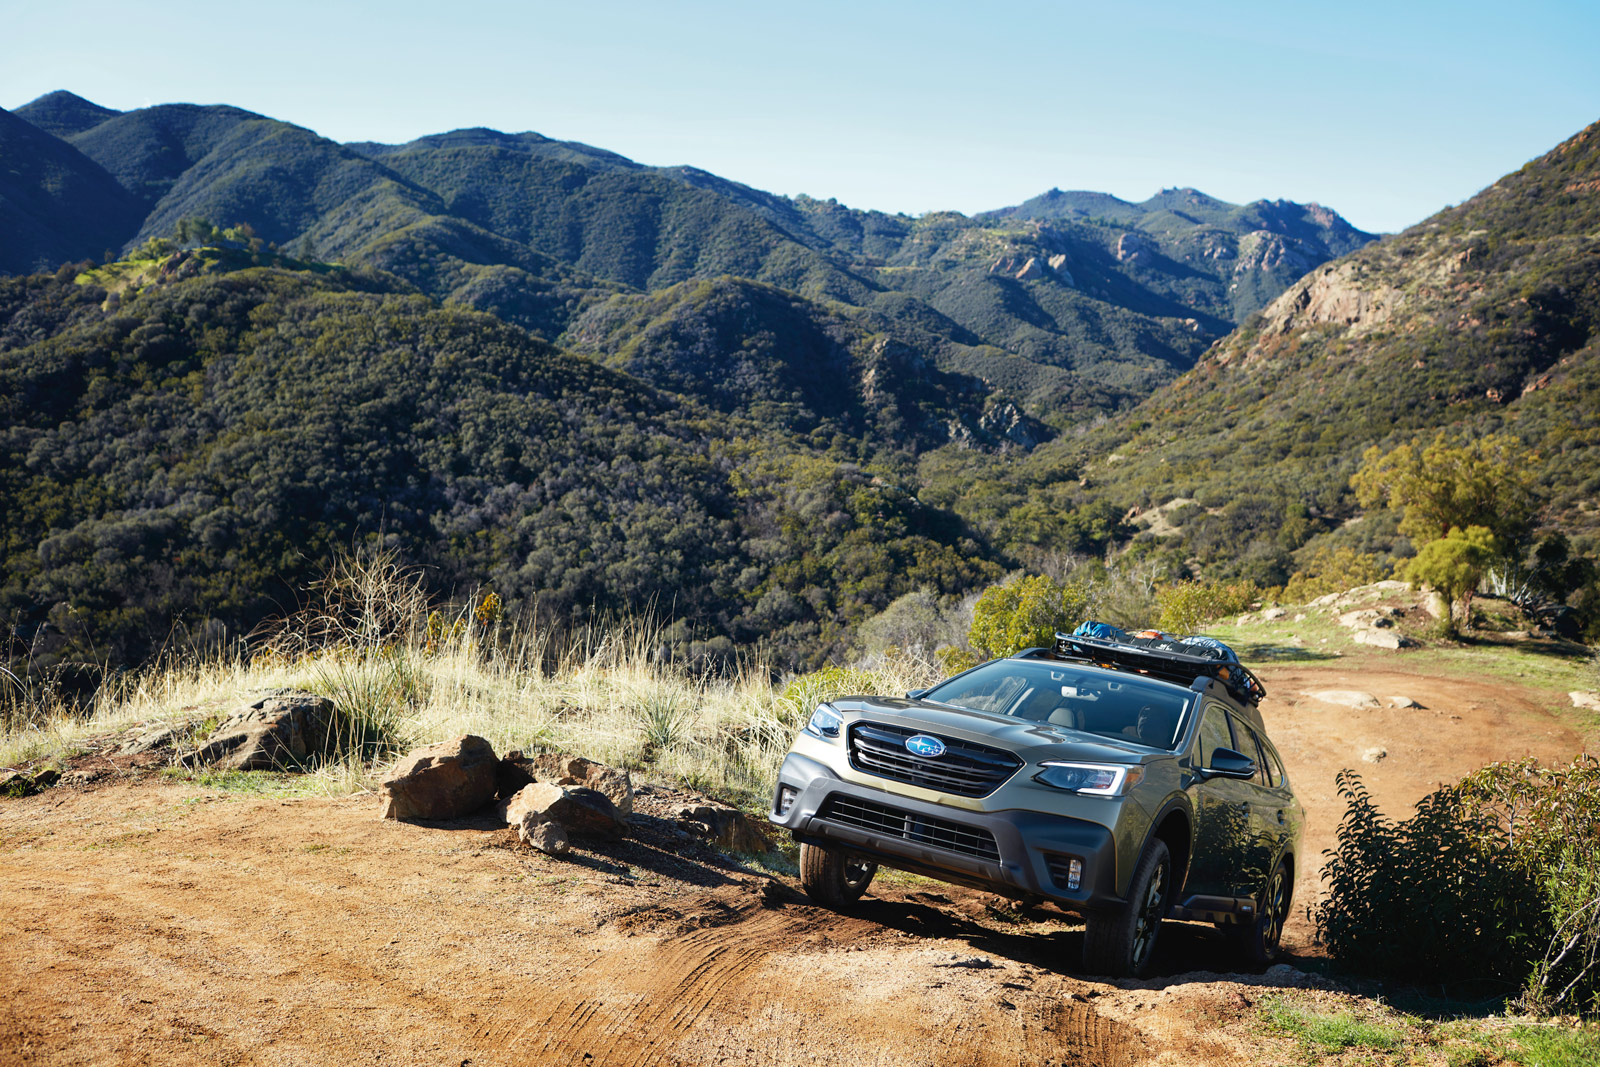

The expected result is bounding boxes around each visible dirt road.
[0,662,1589,1066]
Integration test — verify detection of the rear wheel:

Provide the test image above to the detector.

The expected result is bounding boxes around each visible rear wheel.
[1230,860,1291,965]
[798,842,877,907]
[1082,839,1170,978]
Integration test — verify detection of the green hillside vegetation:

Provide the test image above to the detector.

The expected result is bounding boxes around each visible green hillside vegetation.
[0,251,998,680]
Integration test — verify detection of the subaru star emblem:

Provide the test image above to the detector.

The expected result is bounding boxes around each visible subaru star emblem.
[905,734,946,758]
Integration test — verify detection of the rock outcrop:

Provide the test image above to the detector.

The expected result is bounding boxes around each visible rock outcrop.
[1304,690,1382,710]
[180,691,334,771]
[673,802,774,853]
[379,735,499,820]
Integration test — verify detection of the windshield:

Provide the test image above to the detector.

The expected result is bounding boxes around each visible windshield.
[922,659,1191,749]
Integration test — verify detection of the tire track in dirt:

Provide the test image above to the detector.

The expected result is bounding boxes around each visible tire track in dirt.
[476,895,1134,1067]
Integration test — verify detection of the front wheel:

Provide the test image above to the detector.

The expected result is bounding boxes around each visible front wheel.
[1230,860,1291,965]
[1082,839,1170,978]
[798,842,877,908]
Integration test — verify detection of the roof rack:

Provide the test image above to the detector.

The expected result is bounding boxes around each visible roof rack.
[1049,631,1267,707]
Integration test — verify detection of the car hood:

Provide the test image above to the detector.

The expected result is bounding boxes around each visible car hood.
[830,695,1163,766]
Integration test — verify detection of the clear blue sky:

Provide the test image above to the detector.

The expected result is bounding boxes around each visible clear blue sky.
[5,0,1597,233]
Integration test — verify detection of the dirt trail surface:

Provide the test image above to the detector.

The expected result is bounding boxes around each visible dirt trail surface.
[1,662,1591,1067]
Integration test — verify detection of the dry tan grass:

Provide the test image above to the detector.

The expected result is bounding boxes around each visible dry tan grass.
[2,552,935,806]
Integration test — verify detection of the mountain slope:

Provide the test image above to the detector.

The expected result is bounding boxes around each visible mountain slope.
[1052,119,1600,578]
[0,107,143,274]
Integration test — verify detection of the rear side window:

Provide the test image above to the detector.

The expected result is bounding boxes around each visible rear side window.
[1197,704,1235,769]
[1233,720,1274,786]
[1265,742,1288,789]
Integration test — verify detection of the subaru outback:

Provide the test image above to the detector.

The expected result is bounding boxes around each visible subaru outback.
[768,630,1303,978]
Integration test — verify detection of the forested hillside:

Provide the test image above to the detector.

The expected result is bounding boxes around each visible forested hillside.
[0,252,998,676]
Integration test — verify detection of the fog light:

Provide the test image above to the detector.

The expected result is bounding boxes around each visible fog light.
[1067,858,1082,891]
[777,785,797,816]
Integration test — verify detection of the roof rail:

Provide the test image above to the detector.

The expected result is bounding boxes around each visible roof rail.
[1051,631,1267,707]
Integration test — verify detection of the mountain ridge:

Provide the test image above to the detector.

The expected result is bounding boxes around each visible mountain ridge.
[4,90,1376,428]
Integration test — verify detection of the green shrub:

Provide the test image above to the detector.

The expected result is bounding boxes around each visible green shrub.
[1314,757,1600,1015]
[1154,578,1257,633]
[967,574,1089,659]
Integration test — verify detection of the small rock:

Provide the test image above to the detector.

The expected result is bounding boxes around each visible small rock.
[1570,692,1600,712]
[1305,690,1382,709]
[1388,696,1423,709]
[518,814,570,855]
[0,770,36,798]
[379,735,499,821]
[1362,748,1387,763]
[1262,607,1288,621]
[935,956,994,969]
[1292,613,1306,622]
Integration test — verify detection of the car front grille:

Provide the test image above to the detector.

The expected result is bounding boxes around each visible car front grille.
[818,794,1000,863]
[847,721,1022,798]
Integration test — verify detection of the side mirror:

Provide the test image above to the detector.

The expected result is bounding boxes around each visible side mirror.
[1201,747,1257,780]
[906,688,929,700]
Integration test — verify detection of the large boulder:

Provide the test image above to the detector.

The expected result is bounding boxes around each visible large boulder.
[379,735,498,820]
[530,753,634,817]
[496,751,634,817]
[180,691,333,770]
[500,782,626,839]
[1353,629,1415,649]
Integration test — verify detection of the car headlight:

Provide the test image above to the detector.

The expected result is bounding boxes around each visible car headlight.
[1034,762,1143,797]
[804,704,843,740]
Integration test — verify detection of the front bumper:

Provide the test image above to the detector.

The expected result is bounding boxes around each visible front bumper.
[769,751,1124,913]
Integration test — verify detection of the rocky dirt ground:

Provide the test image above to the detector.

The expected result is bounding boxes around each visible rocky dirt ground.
[1,648,1594,1067]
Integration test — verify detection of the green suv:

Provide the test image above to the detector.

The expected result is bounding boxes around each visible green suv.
[768,631,1303,978]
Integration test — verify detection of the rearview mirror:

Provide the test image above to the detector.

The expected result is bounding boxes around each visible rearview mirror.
[906,688,929,700]
[1201,747,1257,780]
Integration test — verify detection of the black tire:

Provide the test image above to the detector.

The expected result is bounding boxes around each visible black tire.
[798,842,877,907]
[1230,860,1291,965]
[1082,839,1170,978]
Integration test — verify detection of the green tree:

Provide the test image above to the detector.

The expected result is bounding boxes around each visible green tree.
[1401,525,1500,633]
[967,574,1088,659]
[1351,432,1538,547]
